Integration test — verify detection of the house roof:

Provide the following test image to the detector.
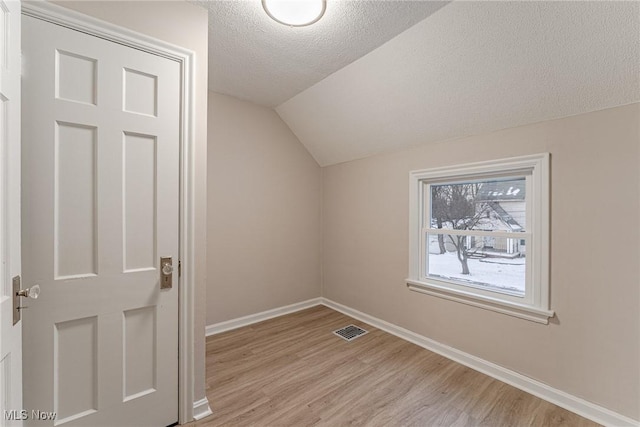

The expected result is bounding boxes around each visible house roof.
[476,180,526,202]
[485,202,523,231]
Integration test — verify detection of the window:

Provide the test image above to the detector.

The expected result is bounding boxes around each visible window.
[407,154,553,324]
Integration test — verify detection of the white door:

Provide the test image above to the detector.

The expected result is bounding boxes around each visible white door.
[21,15,180,427]
[0,1,21,426]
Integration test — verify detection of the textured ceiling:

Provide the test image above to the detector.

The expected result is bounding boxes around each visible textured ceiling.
[191,0,449,107]
[277,1,640,166]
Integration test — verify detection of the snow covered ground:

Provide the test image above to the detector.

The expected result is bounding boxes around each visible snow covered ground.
[428,252,525,295]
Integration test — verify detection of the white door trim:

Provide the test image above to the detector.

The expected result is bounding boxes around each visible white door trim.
[21,2,198,423]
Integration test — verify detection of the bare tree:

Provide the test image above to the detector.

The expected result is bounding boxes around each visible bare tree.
[431,183,489,275]
[431,186,447,254]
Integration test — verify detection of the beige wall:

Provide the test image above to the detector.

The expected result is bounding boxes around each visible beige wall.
[322,103,640,419]
[207,92,322,324]
[51,0,209,411]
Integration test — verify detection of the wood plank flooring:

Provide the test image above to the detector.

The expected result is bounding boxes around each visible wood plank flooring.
[190,306,598,426]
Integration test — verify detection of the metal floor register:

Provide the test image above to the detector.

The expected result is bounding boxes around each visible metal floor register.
[333,325,368,341]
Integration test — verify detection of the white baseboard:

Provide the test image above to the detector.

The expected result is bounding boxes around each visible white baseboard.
[193,397,213,421]
[205,297,323,336]
[205,297,638,426]
[321,298,638,427]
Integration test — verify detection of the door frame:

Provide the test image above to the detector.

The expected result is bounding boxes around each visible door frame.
[21,2,197,423]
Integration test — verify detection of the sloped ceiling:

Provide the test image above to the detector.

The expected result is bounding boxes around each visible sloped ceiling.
[276,1,640,166]
[193,0,449,107]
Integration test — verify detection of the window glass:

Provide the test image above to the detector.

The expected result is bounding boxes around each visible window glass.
[426,233,526,297]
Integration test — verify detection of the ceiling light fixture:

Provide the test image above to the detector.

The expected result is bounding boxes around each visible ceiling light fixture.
[262,0,326,27]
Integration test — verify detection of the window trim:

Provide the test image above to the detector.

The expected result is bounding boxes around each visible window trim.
[407,154,554,324]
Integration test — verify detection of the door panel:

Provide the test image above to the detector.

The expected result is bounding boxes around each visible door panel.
[22,15,180,427]
[54,316,98,423]
[0,1,21,426]
[55,122,98,279]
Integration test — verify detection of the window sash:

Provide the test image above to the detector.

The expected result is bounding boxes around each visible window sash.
[419,173,533,305]
[420,231,532,304]
[421,228,531,239]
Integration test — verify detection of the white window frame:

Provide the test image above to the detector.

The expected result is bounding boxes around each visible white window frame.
[407,153,554,324]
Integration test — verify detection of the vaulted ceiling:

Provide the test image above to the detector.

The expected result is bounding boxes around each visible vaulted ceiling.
[192,0,448,107]
[195,1,640,166]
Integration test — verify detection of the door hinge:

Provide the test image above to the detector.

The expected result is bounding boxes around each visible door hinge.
[178,260,182,277]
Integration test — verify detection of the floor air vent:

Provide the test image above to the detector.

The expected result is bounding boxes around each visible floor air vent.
[333,325,368,341]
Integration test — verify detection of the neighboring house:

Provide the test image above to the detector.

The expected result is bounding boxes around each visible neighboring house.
[471,180,526,256]
[428,179,527,257]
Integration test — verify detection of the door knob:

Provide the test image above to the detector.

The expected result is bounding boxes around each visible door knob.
[160,257,173,289]
[17,284,40,299]
[162,263,173,276]
[14,279,40,325]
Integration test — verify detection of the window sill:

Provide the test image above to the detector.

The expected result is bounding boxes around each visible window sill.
[406,279,555,324]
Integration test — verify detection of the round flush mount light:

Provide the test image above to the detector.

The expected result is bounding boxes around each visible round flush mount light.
[262,0,326,27]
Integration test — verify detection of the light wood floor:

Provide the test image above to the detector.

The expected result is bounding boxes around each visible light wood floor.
[190,306,598,426]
